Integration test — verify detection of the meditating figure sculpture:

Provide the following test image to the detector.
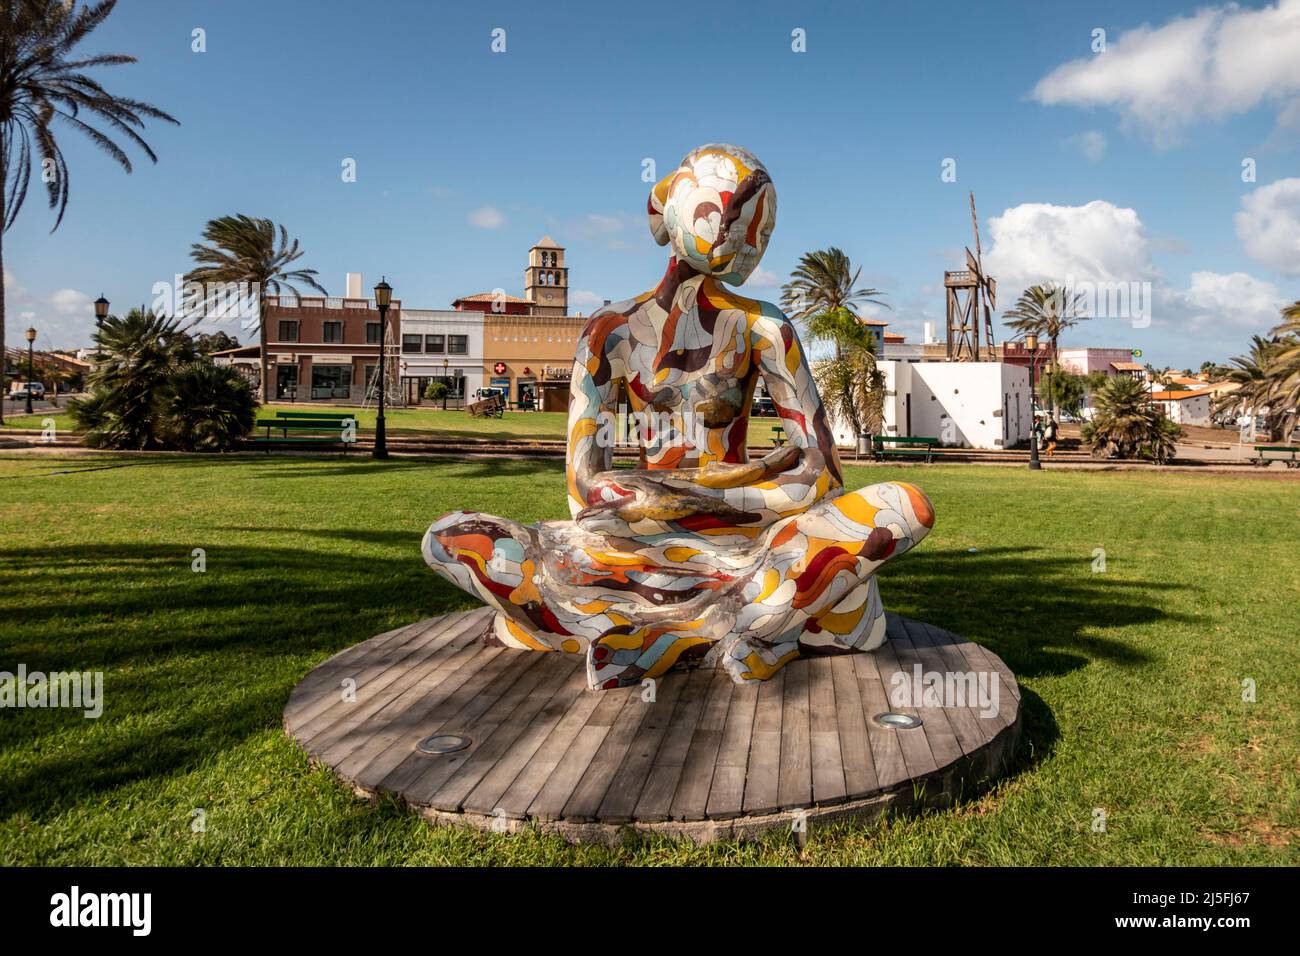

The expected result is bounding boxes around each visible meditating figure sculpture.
[424,144,934,690]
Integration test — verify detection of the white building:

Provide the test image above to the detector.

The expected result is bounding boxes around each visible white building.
[398,309,484,405]
[829,360,1031,450]
[1151,388,1213,426]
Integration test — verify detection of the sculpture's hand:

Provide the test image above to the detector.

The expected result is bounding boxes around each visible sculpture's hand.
[577,470,762,530]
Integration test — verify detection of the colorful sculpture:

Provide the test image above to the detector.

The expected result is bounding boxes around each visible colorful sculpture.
[424,144,934,690]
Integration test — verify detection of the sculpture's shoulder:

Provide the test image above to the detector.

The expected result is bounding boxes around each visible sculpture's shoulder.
[578,295,644,346]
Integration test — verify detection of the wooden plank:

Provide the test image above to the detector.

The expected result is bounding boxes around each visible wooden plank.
[560,683,653,822]
[633,667,715,822]
[741,668,786,815]
[402,650,554,806]
[286,616,450,730]
[777,660,812,811]
[284,619,428,719]
[851,644,908,789]
[368,644,539,794]
[335,642,499,783]
[426,653,582,812]
[595,670,690,823]
[873,625,939,779]
[492,674,606,818]
[526,688,630,821]
[669,674,734,820]
[706,681,758,819]
[911,621,993,751]
[830,654,878,797]
[316,635,488,768]
[295,612,479,753]
[808,656,847,805]
[891,621,964,771]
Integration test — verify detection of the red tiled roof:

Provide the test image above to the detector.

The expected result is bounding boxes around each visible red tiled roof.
[1151,389,1212,401]
[453,292,531,304]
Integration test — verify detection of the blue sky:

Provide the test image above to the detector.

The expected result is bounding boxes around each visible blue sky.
[5,0,1299,368]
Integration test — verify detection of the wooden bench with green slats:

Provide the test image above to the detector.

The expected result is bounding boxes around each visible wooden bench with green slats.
[873,435,939,463]
[250,413,356,452]
[1252,445,1299,468]
[772,422,787,447]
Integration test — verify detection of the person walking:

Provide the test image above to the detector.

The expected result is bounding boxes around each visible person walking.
[1042,414,1059,457]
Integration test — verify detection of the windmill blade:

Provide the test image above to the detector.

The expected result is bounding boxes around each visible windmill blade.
[987,276,996,310]
[965,247,981,278]
[970,191,983,266]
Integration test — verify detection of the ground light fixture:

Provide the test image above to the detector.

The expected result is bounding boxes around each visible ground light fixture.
[1025,332,1041,471]
[372,277,392,460]
[873,712,924,730]
[417,734,471,755]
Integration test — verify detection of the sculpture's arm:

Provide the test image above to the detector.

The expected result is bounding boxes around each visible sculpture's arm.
[565,317,622,519]
[578,307,843,531]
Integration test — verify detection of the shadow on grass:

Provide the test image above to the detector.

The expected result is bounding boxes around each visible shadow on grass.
[0,538,1189,824]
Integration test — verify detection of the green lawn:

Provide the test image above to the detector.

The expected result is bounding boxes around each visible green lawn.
[1,454,1295,865]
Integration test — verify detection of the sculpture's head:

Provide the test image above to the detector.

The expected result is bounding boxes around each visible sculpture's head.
[648,144,776,285]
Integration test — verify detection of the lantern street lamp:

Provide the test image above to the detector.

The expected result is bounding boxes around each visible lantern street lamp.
[442,357,450,411]
[24,327,37,414]
[372,278,392,460]
[1025,333,1041,471]
[94,295,109,361]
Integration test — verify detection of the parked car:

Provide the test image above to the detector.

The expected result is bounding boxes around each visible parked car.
[7,382,45,400]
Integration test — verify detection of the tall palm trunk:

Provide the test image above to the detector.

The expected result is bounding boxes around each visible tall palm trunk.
[258,288,268,404]
[0,189,6,427]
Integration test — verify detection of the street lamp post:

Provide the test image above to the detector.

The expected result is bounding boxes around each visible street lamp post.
[442,357,449,411]
[94,295,109,361]
[24,327,37,415]
[372,278,392,460]
[1025,333,1041,471]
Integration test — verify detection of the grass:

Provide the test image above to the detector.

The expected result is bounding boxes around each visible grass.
[2,403,788,444]
[0,453,1295,865]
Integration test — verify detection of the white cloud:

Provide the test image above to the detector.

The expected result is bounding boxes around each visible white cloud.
[585,213,623,233]
[983,200,1157,294]
[569,289,607,310]
[1063,130,1107,163]
[467,206,504,229]
[742,267,781,288]
[1178,270,1288,329]
[1032,0,1300,146]
[50,288,92,316]
[1235,178,1300,275]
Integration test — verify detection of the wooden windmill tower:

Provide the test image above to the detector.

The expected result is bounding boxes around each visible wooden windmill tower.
[944,192,998,361]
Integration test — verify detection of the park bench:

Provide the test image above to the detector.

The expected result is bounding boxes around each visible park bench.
[250,412,356,452]
[772,422,787,447]
[873,435,939,463]
[1251,445,1299,468]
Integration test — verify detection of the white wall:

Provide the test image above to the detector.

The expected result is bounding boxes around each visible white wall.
[829,361,1030,450]
[400,309,484,395]
[1157,393,1212,426]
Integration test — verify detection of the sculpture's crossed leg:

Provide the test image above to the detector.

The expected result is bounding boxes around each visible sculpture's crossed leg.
[423,480,933,690]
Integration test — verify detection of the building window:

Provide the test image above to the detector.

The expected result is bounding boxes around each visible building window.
[365,322,380,344]
[448,335,468,355]
[323,321,343,343]
[311,365,351,400]
[402,334,422,353]
[425,334,445,353]
[277,320,299,342]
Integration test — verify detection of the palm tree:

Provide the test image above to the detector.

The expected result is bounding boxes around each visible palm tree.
[1082,375,1184,463]
[185,215,326,402]
[805,307,885,444]
[1003,284,1088,416]
[0,0,178,424]
[780,248,887,359]
[1265,302,1300,439]
[1214,335,1285,441]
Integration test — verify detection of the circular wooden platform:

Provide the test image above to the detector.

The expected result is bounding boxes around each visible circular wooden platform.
[284,607,1022,845]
